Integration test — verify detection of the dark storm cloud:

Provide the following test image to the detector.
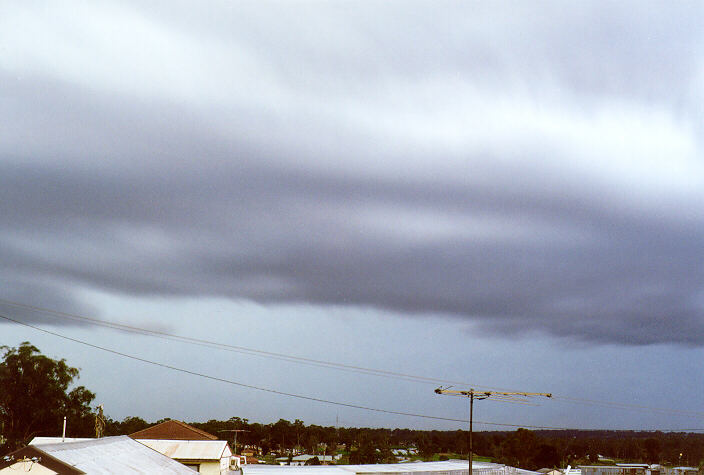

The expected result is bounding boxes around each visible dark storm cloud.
[1,1,703,345]
[0,280,96,327]
[2,156,702,345]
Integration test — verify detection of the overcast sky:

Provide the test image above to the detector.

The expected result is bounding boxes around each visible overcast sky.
[1,1,704,432]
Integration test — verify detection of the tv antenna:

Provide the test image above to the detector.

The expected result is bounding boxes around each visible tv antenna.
[94,404,106,438]
[434,388,552,474]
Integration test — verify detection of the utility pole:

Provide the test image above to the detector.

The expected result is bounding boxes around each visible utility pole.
[219,429,249,455]
[434,388,552,475]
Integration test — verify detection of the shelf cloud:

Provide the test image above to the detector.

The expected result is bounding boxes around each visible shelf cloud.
[1,1,703,346]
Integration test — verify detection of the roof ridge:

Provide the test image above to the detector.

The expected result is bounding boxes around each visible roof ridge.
[129,419,218,440]
[172,419,219,439]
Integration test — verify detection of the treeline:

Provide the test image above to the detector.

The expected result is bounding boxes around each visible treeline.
[104,416,704,470]
[5,343,701,468]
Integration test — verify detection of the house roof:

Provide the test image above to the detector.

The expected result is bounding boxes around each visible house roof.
[129,418,218,440]
[290,455,335,462]
[244,460,541,475]
[137,438,232,461]
[33,435,196,474]
[0,445,85,474]
[30,437,95,445]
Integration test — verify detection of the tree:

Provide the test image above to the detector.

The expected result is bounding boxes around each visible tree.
[588,447,599,464]
[272,419,293,453]
[349,434,379,464]
[644,438,661,464]
[499,428,539,468]
[533,443,560,469]
[0,342,95,451]
[105,416,150,436]
[294,419,305,452]
[417,433,438,459]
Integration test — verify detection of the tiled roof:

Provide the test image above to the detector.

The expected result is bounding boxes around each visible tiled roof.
[129,419,218,440]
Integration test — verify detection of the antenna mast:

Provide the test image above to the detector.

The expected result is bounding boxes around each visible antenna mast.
[434,388,552,474]
[94,405,106,438]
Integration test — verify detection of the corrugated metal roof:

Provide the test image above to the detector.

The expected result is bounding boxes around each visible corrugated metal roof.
[243,460,540,475]
[137,438,232,461]
[245,464,346,475]
[291,455,336,462]
[30,437,95,445]
[0,445,85,474]
[34,435,196,474]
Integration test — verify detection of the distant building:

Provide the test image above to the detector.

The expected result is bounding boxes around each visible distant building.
[242,446,261,457]
[579,464,674,475]
[125,419,234,473]
[276,454,341,466]
[617,464,650,475]
[137,438,234,474]
[669,468,698,475]
[538,469,563,475]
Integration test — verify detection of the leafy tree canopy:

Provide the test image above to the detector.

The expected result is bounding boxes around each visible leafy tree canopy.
[0,342,96,451]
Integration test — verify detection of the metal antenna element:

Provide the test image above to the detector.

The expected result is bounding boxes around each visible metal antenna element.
[434,388,552,474]
[94,405,106,438]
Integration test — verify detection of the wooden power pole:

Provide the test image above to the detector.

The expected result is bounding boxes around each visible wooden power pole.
[434,388,552,475]
[219,429,249,455]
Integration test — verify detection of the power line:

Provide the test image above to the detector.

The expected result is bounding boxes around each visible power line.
[2,312,703,432]
[0,312,567,430]
[0,298,456,385]
[2,297,704,419]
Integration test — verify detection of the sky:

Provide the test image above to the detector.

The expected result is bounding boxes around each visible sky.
[1,1,704,432]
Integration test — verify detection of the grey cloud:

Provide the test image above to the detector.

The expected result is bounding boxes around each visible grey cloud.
[0,280,97,328]
[1,155,702,345]
[1,1,703,345]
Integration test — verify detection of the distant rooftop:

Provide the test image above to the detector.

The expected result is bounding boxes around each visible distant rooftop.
[129,418,218,440]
